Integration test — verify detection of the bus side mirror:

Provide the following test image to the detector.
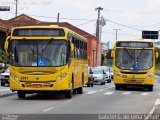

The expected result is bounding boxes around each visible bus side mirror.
[156,52,159,59]
[4,36,10,56]
[71,43,74,53]
[111,50,114,58]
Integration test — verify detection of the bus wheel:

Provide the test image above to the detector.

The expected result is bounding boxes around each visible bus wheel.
[65,89,73,99]
[77,86,83,94]
[115,84,121,90]
[65,82,73,99]
[87,83,90,87]
[148,85,153,91]
[17,91,26,99]
[77,73,84,94]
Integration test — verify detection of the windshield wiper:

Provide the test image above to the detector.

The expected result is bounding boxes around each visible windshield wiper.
[124,48,134,59]
[136,48,145,62]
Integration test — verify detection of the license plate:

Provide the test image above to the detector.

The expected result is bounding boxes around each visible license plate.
[32,84,43,88]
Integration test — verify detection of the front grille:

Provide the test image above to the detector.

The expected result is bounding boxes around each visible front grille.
[121,71,147,74]
[23,82,53,88]
[123,79,144,84]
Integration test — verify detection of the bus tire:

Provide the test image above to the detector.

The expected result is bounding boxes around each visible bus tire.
[77,73,84,94]
[115,84,121,90]
[77,86,83,94]
[87,83,90,87]
[148,85,153,91]
[65,89,73,99]
[17,91,26,99]
[65,76,73,98]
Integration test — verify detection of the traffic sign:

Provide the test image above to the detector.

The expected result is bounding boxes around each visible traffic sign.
[0,6,10,11]
[142,31,159,39]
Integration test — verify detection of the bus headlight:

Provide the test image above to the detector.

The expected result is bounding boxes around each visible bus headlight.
[10,73,19,82]
[56,73,67,82]
[147,72,153,78]
[114,71,120,77]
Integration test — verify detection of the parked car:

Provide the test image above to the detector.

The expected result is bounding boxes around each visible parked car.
[86,67,94,87]
[109,67,113,79]
[92,67,105,85]
[0,67,9,86]
[103,67,112,83]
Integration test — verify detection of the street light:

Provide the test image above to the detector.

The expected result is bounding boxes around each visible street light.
[113,29,121,41]
[15,0,18,17]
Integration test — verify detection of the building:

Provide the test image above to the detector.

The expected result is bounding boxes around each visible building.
[0,14,102,67]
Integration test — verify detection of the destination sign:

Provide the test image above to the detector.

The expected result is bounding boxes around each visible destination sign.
[116,42,153,48]
[13,28,65,36]
[0,6,10,11]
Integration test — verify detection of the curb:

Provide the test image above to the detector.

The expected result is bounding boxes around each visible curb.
[0,92,17,98]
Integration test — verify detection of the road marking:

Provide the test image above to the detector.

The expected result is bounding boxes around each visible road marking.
[43,106,55,112]
[122,92,131,95]
[85,91,97,94]
[141,92,149,96]
[104,92,114,95]
[65,100,72,103]
[0,89,10,92]
[155,99,160,106]
[145,98,160,120]
[98,86,114,92]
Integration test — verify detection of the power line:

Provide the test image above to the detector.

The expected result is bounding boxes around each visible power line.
[106,19,142,31]
[130,22,160,27]
[76,19,96,26]
[4,11,96,21]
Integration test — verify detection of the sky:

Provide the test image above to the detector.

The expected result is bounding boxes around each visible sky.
[1,0,160,48]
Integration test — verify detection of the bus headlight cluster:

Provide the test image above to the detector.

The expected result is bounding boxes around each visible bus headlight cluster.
[147,72,153,78]
[114,71,120,77]
[10,73,19,82]
[56,73,67,82]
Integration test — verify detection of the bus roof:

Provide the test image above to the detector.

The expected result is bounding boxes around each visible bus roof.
[116,39,154,43]
[11,25,87,42]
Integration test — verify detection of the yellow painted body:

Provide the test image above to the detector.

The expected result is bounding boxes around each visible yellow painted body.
[9,26,88,92]
[112,40,155,86]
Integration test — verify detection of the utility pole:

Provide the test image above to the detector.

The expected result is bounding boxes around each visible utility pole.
[15,0,18,17]
[95,7,104,66]
[57,13,60,23]
[95,7,103,40]
[113,29,121,41]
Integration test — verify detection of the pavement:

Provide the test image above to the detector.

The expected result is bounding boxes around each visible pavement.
[0,76,160,120]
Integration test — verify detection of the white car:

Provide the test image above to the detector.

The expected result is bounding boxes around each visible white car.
[92,67,105,85]
[0,67,10,86]
[109,67,113,79]
[103,67,112,83]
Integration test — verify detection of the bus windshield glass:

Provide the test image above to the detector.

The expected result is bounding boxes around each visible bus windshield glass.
[11,40,67,67]
[115,48,153,70]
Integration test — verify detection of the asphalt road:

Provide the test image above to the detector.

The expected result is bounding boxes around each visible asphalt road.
[0,77,160,120]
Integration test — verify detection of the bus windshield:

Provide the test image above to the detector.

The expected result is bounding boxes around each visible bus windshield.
[115,48,153,70]
[11,40,67,67]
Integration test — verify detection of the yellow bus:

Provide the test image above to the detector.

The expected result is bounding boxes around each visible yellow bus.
[112,39,158,91]
[5,25,88,99]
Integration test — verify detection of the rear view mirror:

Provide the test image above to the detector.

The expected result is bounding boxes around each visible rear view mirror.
[111,50,114,58]
[156,52,159,59]
[4,36,10,56]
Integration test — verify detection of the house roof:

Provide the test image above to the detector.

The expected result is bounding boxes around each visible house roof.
[1,14,97,39]
[7,14,40,27]
[38,22,96,38]
[0,19,13,31]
